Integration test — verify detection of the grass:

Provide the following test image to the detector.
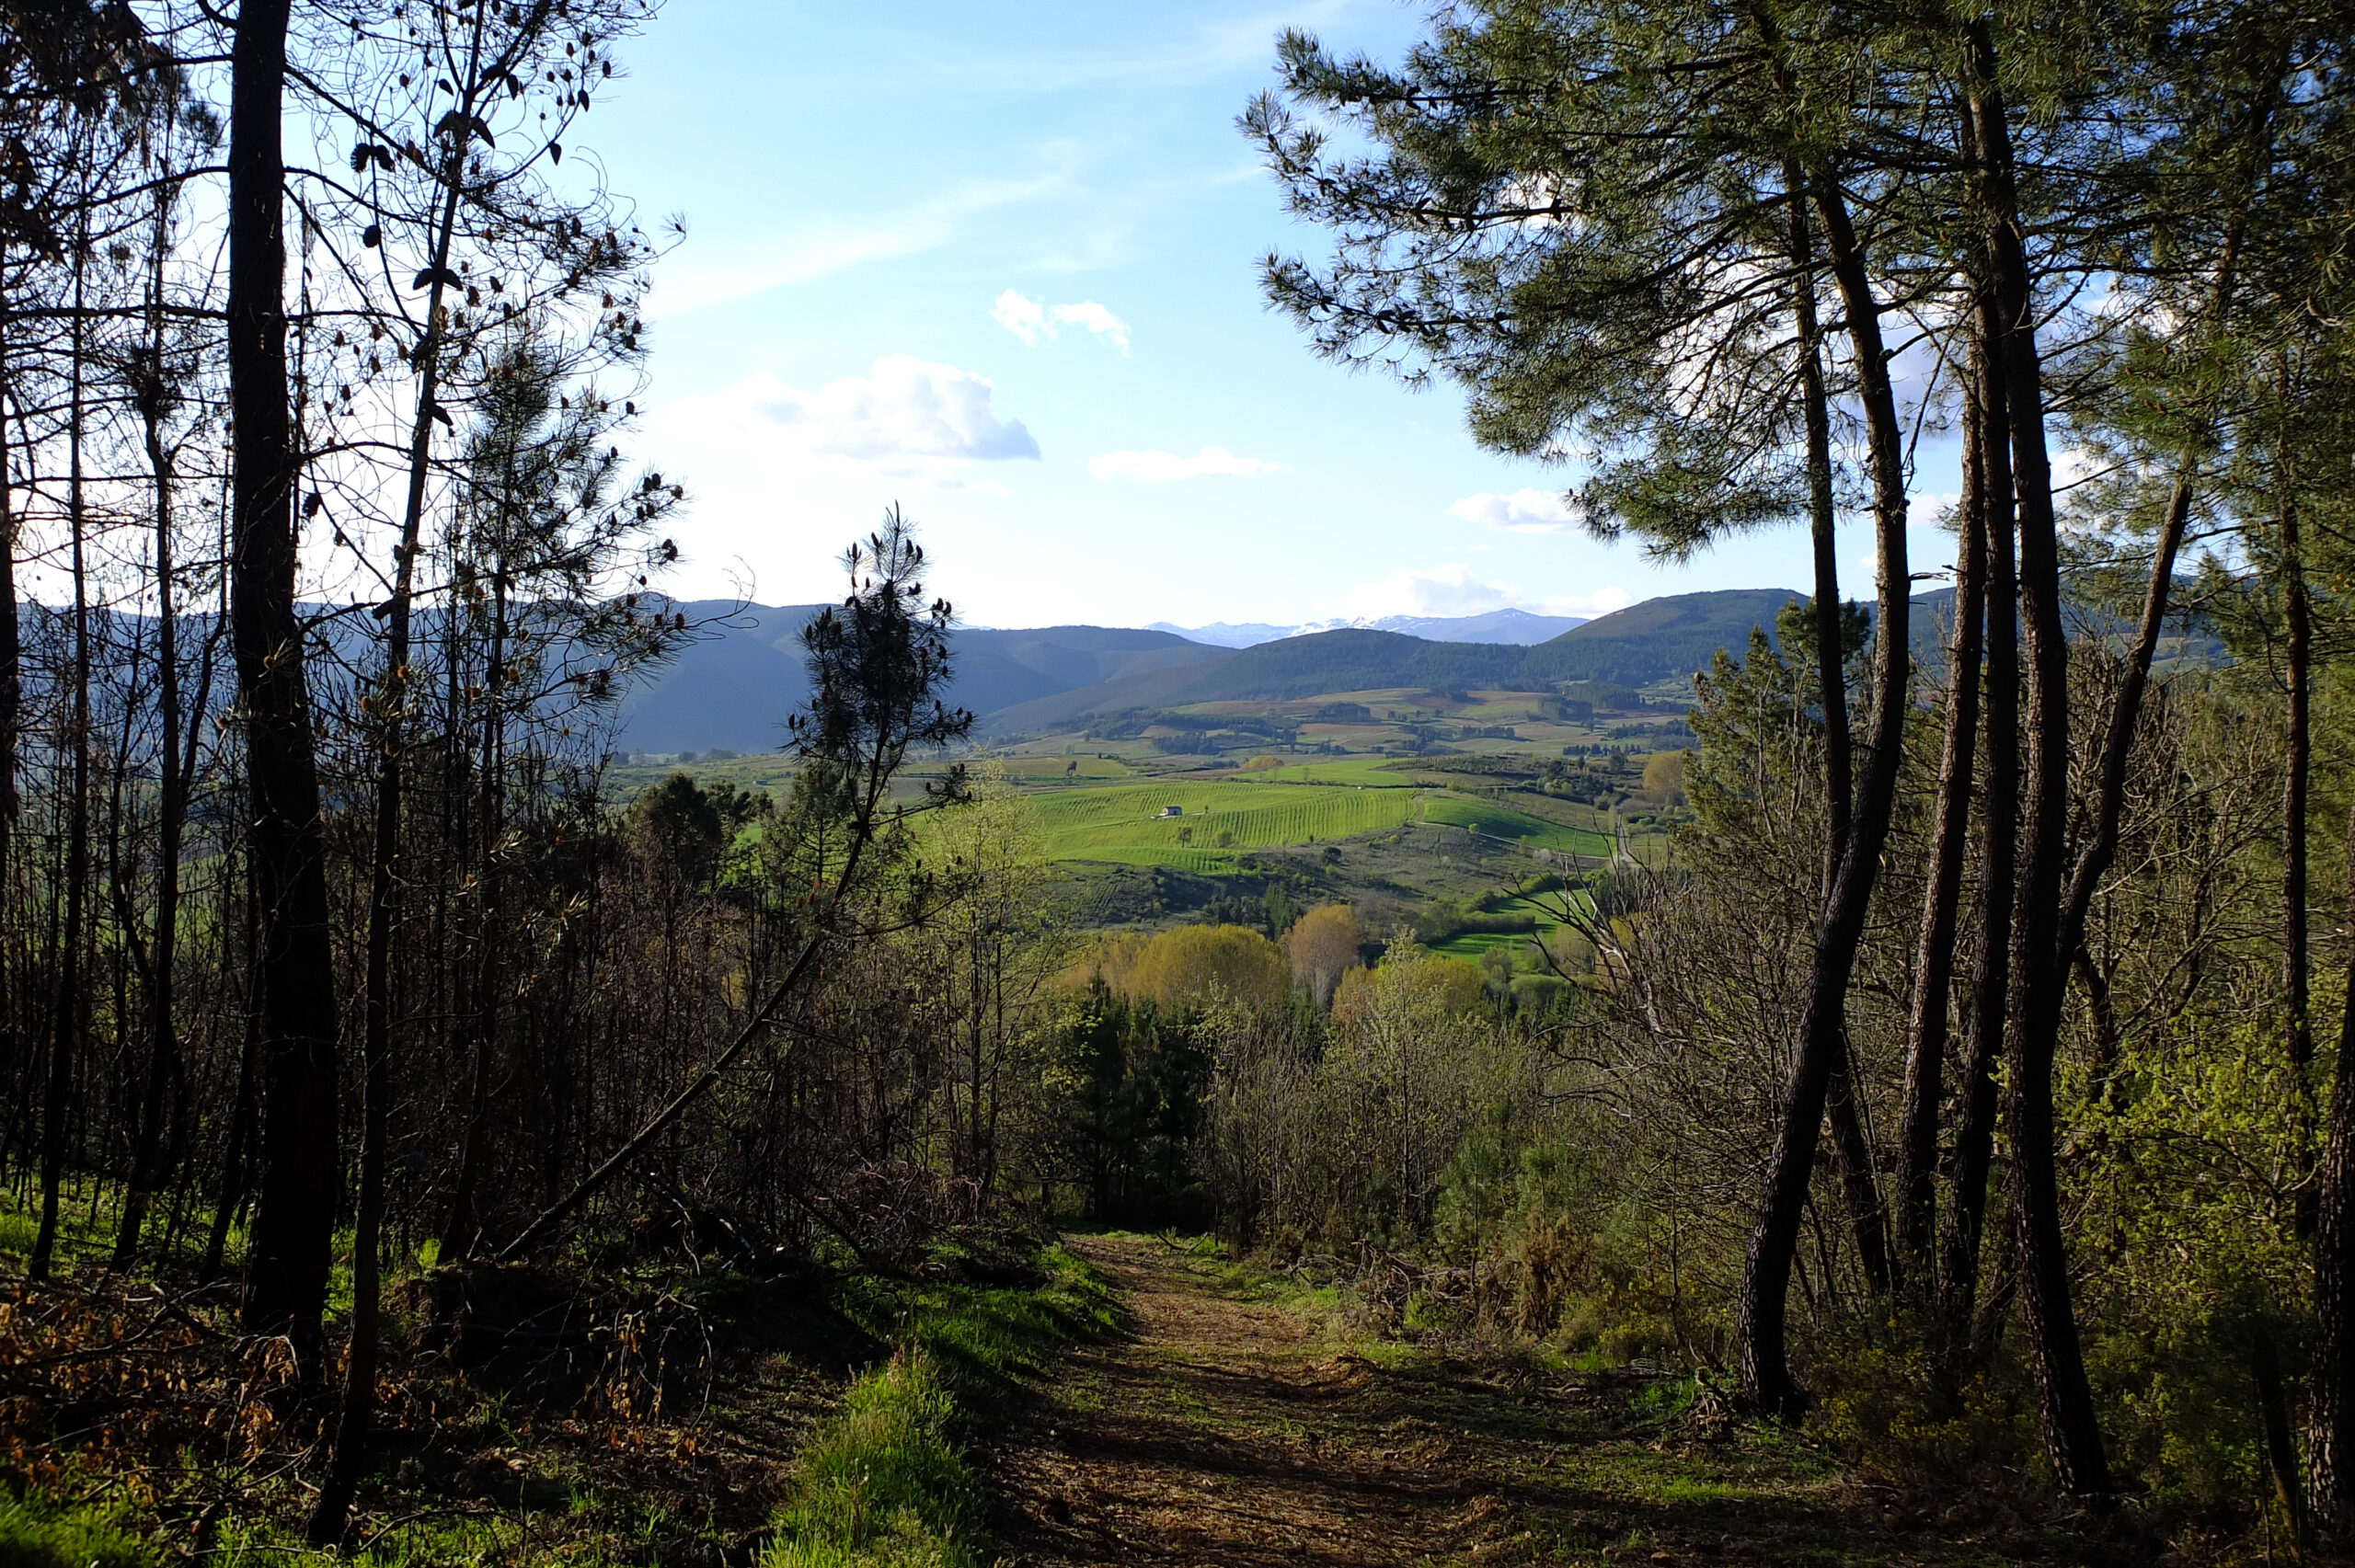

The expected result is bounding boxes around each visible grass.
[764,1244,1119,1568]
[1421,794,1613,855]
[764,1351,981,1568]
[0,1492,150,1568]
[1020,777,1608,871]
[1223,759,1421,786]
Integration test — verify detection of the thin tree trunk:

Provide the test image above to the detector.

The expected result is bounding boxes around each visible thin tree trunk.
[1782,158,1891,1299]
[1736,151,1913,1418]
[2311,786,2355,1539]
[1970,22,2108,1494]
[310,19,489,1528]
[115,248,187,1266]
[32,239,93,1281]
[2281,488,2311,1073]
[1896,333,1989,1288]
[228,0,341,1362]
[1937,384,2015,1353]
[0,271,17,1181]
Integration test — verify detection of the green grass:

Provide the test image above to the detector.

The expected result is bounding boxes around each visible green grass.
[0,1491,151,1568]
[1422,795,1613,855]
[1025,779,1425,867]
[1225,759,1421,786]
[1430,926,1557,960]
[764,1244,1120,1568]
[764,1351,981,1568]
[1020,777,1609,870]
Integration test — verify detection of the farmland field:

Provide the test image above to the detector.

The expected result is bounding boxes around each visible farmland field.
[1023,778,1614,870]
[1421,795,1613,856]
[1227,759,1420,786]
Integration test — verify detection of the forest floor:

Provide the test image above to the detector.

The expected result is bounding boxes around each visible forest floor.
[983,1235,2123,1568]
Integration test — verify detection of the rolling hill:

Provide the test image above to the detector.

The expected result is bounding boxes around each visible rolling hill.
[612,605,1227,753]
[1149,607,1591,647]
[982,589,1814,735]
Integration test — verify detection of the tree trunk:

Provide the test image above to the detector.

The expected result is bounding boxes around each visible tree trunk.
[115,261,188,1267]
[1970,22,2109,1495]
[1897,333,1990,1289]
[2310,788,2355,1539]
[2281,489,2311,1074]
[31,302,92,1281]
[1735,156,1913,1419]
[228,0,341,1362]
[1937,324,2016,1349]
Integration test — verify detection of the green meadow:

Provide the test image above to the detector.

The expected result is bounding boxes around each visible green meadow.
[1023,778,1614,870]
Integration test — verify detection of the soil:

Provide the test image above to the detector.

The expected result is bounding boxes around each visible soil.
[984,1235,2119,1568]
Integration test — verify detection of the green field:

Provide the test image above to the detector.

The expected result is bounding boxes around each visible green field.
[1228,759,1421,786]
[1025,778,1614,870]
[1421,795,1613,855]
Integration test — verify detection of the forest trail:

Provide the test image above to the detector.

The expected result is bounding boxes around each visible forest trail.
[988,1233,1486,1565]
[984,1235,2081,1568]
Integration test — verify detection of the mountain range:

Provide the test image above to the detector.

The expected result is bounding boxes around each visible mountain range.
[612,589,1804,754]
[1144,607,1591,647]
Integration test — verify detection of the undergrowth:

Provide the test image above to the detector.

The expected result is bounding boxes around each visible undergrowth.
[761,1243,1118,1568]
[0,1489,149,1568]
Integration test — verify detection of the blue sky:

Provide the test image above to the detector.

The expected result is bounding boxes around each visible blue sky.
[592,1,1961,630]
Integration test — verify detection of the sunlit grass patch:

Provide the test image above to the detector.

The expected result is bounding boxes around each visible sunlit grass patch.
[765,1242,1118,1568]
[0,1489,151,1568]
[764,1350,981,1568]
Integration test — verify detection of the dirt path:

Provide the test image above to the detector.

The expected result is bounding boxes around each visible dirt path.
[986,1235,2099,1568]
[988,1235,1497,1566]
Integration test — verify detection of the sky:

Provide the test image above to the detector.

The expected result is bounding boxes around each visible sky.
[588,1,1965,631]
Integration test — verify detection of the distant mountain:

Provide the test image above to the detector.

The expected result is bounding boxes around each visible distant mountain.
[982,590,1818,734]
[1149,607,1589,647]
[612,605,1227,753]
[1529,589,1805,685]
[1146,621,1300,648]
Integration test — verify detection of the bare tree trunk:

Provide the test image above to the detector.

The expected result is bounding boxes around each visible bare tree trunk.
[2281,489,2311,1073]
[32,241,93,1282]
[1736,153,1913,1418]
[2311,789,2355,1539]
[115,246,187,1266]
[1896,332,1989,1288]
[1969,22,2108,1494]
[0,280,17,1178]
[1780,158,1890,1300]
[1938,317,2016,1349]
[228,0,340,1363]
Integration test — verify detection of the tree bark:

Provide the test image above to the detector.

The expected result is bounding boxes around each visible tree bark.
[1970,22,2109,1495]
[30,273,93,1282]
[228,0,341,1362]
[1937,319,2016,1350]
[2281,488,2311,1073]
[1735,155,1913,1419]
[115,225,188,1266]
[1896,332,1989,1289]
[2311,787,2355,1539]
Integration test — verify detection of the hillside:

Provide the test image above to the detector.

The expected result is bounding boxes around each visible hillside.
[534,581,2216,753]
[1148,606,1589,647]
[611,605,1227,753]
[983,589,1811,736]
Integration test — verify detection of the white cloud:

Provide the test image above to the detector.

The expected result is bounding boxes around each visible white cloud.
[2051,446,2115,494]
[1330,565,1633,622]
[754,354,1040,464]
[1449,487,1579,534]
[1050,301,1131,352]
[991,289,1050,346]
[1088,445,1288,482]
[993,289,1132,353]
[650,166,1077,319]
